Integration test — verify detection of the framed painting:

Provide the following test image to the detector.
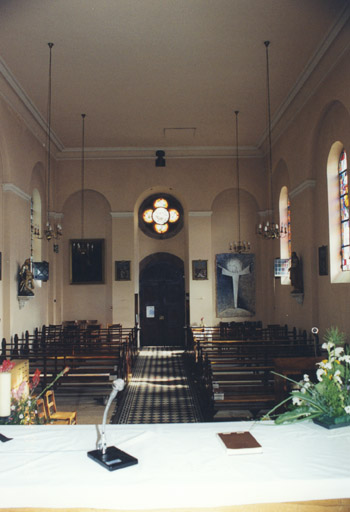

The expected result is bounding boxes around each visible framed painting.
[318,245,328,276]
[216,253,255,318]
[70,239,104,284]
[192,260,208,280]
[115,260,131,281]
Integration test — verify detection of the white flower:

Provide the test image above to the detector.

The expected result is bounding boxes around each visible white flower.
[303,381,311,389]
[292,396,303,406]
[339,355,350,364]
[334,370,342,385]
[334,347,344,357]
[317,368,326,381]
[344,406,350,415]
[303,374,310,382]
[19,414,24,419]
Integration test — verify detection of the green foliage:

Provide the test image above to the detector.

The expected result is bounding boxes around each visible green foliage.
[264,328,350,425]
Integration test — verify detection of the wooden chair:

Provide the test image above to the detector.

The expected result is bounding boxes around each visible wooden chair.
[36,397,47,423]
[45,390,77,424]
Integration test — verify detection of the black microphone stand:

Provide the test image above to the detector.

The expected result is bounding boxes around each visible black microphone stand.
[88,378,138,471]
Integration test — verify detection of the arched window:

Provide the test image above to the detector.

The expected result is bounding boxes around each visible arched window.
[338,149,349,271]
[327,142,350,283]
[279,186,291,284]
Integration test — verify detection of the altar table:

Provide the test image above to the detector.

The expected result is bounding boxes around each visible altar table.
[0,421,349,511]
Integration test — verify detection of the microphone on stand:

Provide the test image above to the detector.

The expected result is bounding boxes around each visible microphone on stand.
[87,378,138,471]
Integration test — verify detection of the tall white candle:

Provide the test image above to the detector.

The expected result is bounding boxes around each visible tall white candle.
[0,372,12,417]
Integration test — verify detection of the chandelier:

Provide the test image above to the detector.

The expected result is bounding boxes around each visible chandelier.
[257,41,286,240]
[229,111,250,253]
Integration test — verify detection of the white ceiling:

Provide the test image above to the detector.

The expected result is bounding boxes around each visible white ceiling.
[0,0,349,159]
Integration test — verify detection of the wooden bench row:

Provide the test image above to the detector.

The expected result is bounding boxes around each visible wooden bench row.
[191,324,313,342]
[190,327,321,420]
[1,326,139,399]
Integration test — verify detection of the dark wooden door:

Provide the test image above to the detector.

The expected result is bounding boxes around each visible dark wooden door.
[140,255,185,347]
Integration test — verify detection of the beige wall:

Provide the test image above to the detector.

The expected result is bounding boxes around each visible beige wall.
[0,43,349,342]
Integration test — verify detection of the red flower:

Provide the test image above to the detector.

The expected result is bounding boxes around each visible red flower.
[0,359,15,373]
[29,369,41,390]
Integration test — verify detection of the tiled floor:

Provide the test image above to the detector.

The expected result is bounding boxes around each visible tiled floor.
[113,347,203,423]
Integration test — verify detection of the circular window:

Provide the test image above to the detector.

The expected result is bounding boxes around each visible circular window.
[139,193,184,239]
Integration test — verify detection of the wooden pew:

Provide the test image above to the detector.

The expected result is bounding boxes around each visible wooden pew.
[191,326,320,420]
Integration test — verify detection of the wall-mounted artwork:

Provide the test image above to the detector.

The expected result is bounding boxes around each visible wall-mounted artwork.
[216,253,255,317]
[70,239,104,284]
[318,245,328,276]
[192,260,208,280]
[115,260,131,281]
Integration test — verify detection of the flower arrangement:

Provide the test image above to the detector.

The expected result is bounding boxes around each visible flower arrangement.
[0,363,70,425]
[265,327,350,427]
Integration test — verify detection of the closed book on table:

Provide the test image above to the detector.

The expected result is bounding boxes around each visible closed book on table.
[217,431,262,455]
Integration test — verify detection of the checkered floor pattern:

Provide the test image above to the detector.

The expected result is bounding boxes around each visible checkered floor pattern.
[113,347,203,423]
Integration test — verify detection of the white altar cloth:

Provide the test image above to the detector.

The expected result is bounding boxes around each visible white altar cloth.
[0,421,349,510]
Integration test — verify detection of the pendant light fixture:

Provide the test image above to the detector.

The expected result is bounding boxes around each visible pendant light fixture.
[257,41,286,239]
[43,42,62,241]
[229,110,250,253]
[76,113,93,255]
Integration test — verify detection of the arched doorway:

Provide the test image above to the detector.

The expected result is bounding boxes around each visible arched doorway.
[139,253,185,347]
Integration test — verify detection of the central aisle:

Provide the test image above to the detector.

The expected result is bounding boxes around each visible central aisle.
[114,346,203,423]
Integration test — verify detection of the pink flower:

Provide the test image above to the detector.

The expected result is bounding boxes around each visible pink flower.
[12,381,27,400]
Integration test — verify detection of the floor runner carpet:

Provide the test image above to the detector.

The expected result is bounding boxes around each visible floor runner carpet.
[113,347,203,423]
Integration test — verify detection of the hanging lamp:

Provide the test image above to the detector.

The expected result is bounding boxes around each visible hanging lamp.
[76,113,93,255]
[229,110,250,253]
[43,42,62,241]
[257,41,286,239]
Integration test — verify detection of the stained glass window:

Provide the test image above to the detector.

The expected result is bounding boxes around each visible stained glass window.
[287,197,291,259]
[139,194,183,239]
[338,149,350,271]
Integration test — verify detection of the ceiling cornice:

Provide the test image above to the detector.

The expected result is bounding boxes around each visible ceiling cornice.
[257,4,350,151]
[0,4,349,161]
[57,145,263,160]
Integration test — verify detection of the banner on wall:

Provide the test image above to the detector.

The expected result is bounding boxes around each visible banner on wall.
[216,253,255,318]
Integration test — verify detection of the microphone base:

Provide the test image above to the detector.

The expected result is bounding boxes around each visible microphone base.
[88,446,138,471]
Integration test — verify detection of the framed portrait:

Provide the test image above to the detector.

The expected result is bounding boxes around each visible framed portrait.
[115,260,131,281]
[318,245,328,276]
[192,260,208,280]
[70,239,104,284]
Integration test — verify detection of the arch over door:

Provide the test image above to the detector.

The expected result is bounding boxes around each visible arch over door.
[140,253,185,347]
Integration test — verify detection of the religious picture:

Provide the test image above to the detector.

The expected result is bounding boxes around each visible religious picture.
[115,260,131,281]
[216,253,255,317]
[70,239,105,284]
[192,260,208,280]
